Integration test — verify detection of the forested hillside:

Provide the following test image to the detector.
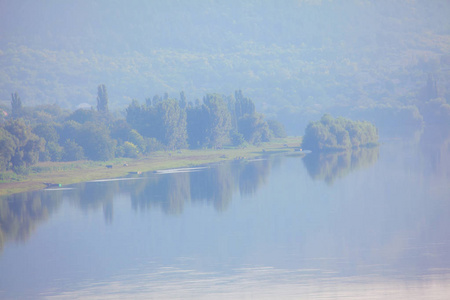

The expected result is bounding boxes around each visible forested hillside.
[1,0,450,134]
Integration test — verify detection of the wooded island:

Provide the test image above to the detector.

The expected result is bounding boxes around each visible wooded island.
[302,114,378,152]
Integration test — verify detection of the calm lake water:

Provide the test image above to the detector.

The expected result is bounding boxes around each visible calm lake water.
[1,131,450,299]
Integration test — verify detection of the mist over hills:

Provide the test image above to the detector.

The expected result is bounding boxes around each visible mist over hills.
[1,0,450,133]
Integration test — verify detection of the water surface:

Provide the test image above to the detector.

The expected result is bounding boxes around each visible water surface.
[1,133,449,299]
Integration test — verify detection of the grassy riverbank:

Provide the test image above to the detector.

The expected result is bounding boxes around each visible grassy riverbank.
[0,137,302,197]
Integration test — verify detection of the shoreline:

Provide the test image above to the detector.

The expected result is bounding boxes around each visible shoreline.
[0,138,301,197]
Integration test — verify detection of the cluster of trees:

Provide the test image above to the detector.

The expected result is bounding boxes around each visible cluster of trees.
[0,119,44,174]
[0,87,285,174]
[302,114,379,152]
[125,90,284,150]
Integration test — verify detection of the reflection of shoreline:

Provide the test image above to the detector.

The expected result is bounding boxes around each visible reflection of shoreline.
[302,147,380,184]
[0,158,277,252]
[0,141,293,197]
[0,190,63,253]
[130,158,275,214]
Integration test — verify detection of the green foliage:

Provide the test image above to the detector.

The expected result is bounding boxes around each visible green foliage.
[1,119,44,172]
[57,120,115,162]
[62,139,85,161]
[126,98,188,150]
[234,90,256,120]
[0,127,16,171]
[38,141,63,162]
[121,141,139,158]
[76,122,115,161]
[238,113,272,145]
[46,142,63,162]
[186,104,208,149]
[155,99,188,150]
[22,137,45,167]
[121,90,275,150]
[230,92,277,145]
[97,84,109,113]
[128,129,146,153]
[27,104,69,124]
[110,119,132,143]
[203,94,232,148]
[302,114,379,152]
[267,119,287,138]
[11,92,23,119]
[125,99,142,129]
[114,129,146,158]
[230,130,245,147]
[1,89,272,171]
[32,123,59,144]
[145,137,165,152]
[58,120,82,142]
[68,109,98,124]
[32,123,62,162]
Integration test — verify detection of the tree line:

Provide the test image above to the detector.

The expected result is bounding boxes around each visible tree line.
[0,86,286,174]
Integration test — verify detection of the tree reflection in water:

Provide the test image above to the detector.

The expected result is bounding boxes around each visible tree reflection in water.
[130,172,191,214]
[129,158,276,214]
[0,156,284,252]
[238,158,277,197]
[0,190,62,253]
[3,127,449,254]
[302,147,380,185]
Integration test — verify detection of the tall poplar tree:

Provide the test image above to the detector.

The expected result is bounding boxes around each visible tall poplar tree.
[11,92,22,119]
[96,84,109,113]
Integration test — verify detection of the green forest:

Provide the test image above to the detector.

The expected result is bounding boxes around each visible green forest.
[0,87,285,174]
[1,0,450,135]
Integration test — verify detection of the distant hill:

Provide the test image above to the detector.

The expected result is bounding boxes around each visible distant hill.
[1,0,450,133]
